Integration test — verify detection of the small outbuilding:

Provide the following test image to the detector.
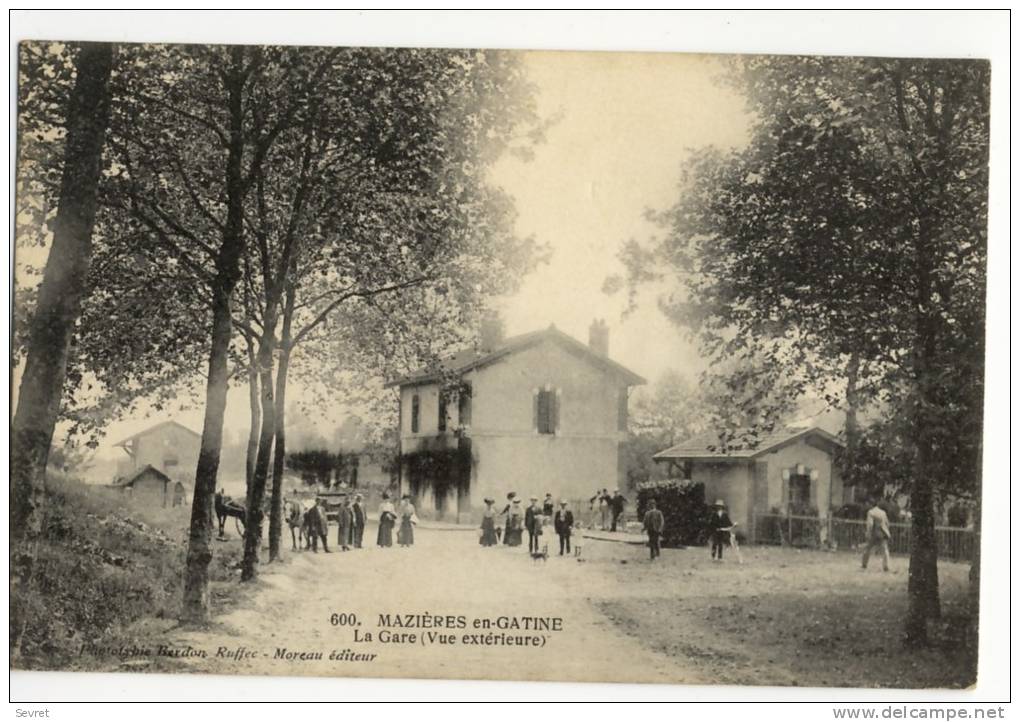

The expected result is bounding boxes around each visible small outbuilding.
[110,464,177,508]
[653,425,845,535]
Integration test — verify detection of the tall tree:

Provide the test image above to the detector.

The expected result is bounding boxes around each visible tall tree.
[100,43,344,621]
[613,56,988,646]
[232,49,545,570]
[12,42,115,540]
[11,42,115,661]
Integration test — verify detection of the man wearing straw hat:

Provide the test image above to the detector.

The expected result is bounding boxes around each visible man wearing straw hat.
[708,499,733,561]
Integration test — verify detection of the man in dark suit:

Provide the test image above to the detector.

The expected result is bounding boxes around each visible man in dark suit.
[643,499,665,560]
[542,493,555,517]
[525,496,541,553]
[306,498,331,553]
[610,490,627,532]
[553,500,575,556]
[351,493,366,549]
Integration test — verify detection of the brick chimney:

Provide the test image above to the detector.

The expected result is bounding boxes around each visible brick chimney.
[478,310,505,352]
[588,318,609,356]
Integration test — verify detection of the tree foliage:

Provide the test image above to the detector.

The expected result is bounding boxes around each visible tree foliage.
[612,55,989,645]
[622,370,709,488]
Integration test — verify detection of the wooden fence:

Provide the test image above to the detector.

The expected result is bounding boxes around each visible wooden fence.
[751,513,976,563]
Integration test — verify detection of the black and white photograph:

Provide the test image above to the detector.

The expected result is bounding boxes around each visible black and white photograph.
[8,9,1009,708]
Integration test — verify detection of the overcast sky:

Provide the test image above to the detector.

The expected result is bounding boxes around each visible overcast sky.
[489,51,748,384]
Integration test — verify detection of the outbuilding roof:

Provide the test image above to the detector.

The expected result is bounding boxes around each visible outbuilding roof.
[110,464,173,489]
[112,420,200,449]
[653,425,844,462]
[386,325,646,388]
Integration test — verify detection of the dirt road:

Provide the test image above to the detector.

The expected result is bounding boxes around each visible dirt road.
[157,524,971,688]
[162,524,708,684]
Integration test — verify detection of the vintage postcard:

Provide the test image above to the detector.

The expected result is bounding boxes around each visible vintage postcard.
[11,33,990,693]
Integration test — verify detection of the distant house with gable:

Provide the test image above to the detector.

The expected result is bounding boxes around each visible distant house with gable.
[653,425,846,534]
[113,420,200,486]
[387,320,645,520]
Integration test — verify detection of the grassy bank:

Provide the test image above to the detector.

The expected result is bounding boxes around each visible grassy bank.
[10,475,244,671]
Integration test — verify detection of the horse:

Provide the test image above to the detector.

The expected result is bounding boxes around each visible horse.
[215,491,247,538]
[285,499,307,550]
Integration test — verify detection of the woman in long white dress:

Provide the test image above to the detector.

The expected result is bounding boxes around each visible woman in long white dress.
[397,494,415,547]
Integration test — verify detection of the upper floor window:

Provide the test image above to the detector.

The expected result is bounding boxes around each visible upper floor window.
[438,393,448,432]
[411,394,420,434]
[534,387,559,435]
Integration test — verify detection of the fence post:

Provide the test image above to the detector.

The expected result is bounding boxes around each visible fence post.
[788,514,793,546]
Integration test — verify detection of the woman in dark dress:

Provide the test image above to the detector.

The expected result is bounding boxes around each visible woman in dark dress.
[397,494,415,547]
[377,492,396,547]
[479,498,498,547]
[499,492,516,545]
[506,498,524,547]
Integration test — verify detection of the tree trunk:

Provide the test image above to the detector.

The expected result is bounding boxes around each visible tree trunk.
[11,42,115,542]
[181,48,248,624]
[904,251,942,646]
[268,283,296,561]
[899,173,948,645]
[965,489,981,675]
[904,456,941,646]
[245,336,260,489]
[240,312,279,581]
[844,351,861,489]
[10,42,114,663]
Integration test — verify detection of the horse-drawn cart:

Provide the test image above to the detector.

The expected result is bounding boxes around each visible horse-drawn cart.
[215,488,352,541]
[316,490,350,523]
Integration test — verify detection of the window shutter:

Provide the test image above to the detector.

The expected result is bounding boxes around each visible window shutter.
[554,388,562,433]
[532,388,539,434]
[617,387,628,431]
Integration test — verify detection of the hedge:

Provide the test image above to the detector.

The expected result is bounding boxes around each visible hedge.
[636,478,710,547]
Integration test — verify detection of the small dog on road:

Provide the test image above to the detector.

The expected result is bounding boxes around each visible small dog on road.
[530,544,549,563]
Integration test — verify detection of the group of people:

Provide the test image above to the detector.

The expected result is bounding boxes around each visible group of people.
[641,497,737,562]
[376,492,418,548]
[285,489,894,570]
[285,494,367,553]
[284,492,419,553]
[589,488,629,531]
[480,493,577,556]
